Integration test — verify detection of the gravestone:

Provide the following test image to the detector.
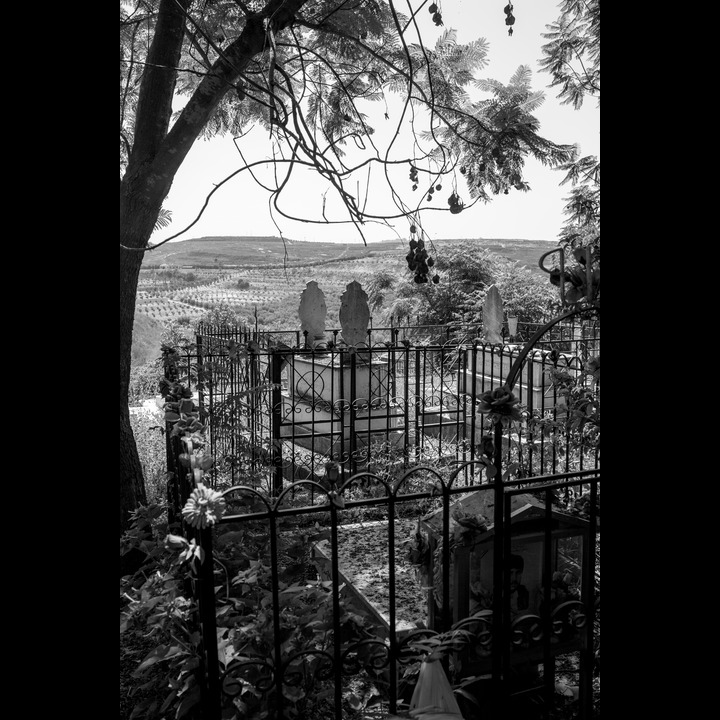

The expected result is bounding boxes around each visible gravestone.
[283,280,396,459]
[482,285,504,344]
[298,281,327,348]
[339,280,370,348]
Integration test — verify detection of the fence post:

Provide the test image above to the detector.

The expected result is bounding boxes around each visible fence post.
[165,430,183,527]
[163,348,183,525]
[491,419,506,712]
[349,350,357,475]
[195,527,222,720]
[196,333,205,419]
[578,478,599,719]
[270,348,284,495]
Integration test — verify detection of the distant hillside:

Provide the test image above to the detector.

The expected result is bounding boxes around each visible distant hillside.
[142,236,403,269]
[143,235,556,275]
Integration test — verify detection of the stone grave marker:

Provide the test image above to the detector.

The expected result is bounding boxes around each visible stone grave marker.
[298,281,327,348]
[482,285,504,344]
[339,280,370,348]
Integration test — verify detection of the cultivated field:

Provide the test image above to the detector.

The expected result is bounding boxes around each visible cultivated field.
[137,254,409,329]
[135,235,555,332]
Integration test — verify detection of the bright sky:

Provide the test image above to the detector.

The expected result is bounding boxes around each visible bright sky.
[157,0,599,246]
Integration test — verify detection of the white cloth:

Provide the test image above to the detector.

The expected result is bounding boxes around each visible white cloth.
[408,659,464,718]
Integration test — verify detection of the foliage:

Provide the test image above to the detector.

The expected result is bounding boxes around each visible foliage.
[539,0,600,112]
[540,0,600,262]
[421,62,576,203]
[197,302,248,329]
[129,405,168,504]
[161,318,197,352]
[518,351,600,480]
[121,386,384,720]
[490,261,562,322]
[120,504,204,720]
[121,501,388,719]
[366,241,561,330]
[542,359,600,448]
[129,359,163,405]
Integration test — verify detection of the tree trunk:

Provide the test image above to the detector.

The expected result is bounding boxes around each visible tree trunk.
[120,213,152,534]
[119,0,193,535]
[119,0,308,534]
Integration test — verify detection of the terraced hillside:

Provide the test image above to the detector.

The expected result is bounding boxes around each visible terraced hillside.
[137,253,406,330]
[133,235,557,339]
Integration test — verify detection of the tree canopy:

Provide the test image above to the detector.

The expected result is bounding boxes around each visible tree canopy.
[540,0,600,245]
[120,1,579,243]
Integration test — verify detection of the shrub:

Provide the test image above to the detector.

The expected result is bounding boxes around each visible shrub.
[129,406,167,504]
[129,360,162,405]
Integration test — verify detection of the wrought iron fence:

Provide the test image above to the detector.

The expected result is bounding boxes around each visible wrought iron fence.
[179,465,599,720]
[165,311,599,719]
[193,316,600,350]
[169,330,599,501]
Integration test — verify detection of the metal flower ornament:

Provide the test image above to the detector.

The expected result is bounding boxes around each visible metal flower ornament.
[182,485,227,530]
[478,385,523,427]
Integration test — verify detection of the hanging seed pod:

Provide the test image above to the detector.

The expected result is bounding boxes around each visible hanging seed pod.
[429,3,438,13]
